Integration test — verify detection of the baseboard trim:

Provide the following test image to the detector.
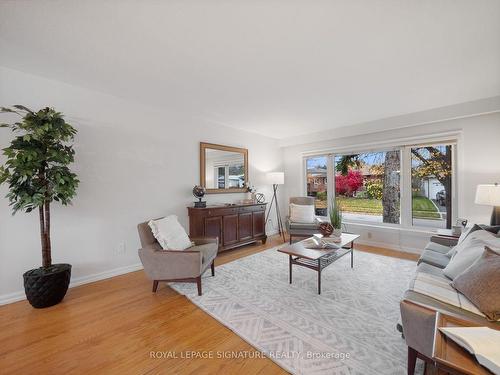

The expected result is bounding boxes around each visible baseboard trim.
[0,231,282,306]
[354,238,422,254]
[0,262,144,306]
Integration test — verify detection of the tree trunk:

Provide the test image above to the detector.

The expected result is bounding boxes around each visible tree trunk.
[382,151,400,224]
[39,205,49,267]
[43,201,52,268]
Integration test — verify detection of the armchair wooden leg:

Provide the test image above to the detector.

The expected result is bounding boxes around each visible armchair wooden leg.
[289,235,292,244]
[152,280,159,293]
[196,276,202,296]
[211,261,215,276]
[407,346,417,375]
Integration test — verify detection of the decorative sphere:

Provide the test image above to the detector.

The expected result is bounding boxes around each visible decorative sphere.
[192,185,206,198]
[319,222,334,237]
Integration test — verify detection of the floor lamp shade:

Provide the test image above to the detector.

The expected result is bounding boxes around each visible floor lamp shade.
[266,172,285,185]
[475,184,500,225]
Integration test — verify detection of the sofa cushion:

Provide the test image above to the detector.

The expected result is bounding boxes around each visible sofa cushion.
[148,215,193,251]
[409,270,485,318]
[416,262,447,278]
[451,246,500,321]
[457,224,500,244]
[417,250,450,269]
[457,224,480,244]
[479,224,500,235]
[451,229,496,255]
[289,221,320,230]
[289,203,315,223]
[424,241,452,254]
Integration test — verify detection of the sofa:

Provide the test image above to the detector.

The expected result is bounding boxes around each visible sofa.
[400,225,500,373]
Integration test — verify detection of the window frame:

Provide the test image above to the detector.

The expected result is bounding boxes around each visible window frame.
[302,137,458,231]
[304,154,332,216]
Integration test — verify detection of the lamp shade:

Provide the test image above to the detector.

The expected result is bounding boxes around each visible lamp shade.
[266,172,285,185]
[475,184,500,206]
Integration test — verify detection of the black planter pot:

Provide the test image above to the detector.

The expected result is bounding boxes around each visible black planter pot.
[23,263,72,308]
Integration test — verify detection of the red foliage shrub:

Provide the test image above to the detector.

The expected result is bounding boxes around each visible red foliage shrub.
[335,170,363,196]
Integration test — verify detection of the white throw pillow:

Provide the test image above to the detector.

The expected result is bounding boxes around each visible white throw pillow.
[290,203,315,223]
[457,226,474,244]
[443,232,500,280]
[443,241,486,280]
[148,215,193,251]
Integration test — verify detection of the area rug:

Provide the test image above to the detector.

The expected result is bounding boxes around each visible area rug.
[170,246,422,375]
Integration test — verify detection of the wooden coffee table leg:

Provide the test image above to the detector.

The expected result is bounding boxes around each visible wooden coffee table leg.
[317,259,321,294]
[289,254,292,284]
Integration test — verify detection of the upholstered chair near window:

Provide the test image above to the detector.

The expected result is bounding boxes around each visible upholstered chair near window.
[285,197,326,244]
[137,219,218,296]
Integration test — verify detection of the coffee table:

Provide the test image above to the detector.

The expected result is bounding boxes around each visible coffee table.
[278,233,360,294]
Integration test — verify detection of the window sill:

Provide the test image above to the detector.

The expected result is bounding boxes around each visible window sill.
[343,220,438,235]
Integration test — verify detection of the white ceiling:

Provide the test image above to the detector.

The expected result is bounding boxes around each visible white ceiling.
[1,0,499,139]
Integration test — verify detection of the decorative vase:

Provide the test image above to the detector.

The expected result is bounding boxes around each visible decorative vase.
[332,228,342,237]
[23,263,72,308]
[319,222,334,237]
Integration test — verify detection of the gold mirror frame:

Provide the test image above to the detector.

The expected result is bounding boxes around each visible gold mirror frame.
[200,142,249,194]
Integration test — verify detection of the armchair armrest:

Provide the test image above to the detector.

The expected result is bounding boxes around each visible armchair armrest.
[190,237,219,246]
[138,247,203,280]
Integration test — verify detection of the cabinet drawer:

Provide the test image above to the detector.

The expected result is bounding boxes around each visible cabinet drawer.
[207,208,238,216]
[239,205,267,213]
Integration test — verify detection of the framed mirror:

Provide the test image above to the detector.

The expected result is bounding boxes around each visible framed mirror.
[200,142,248,193]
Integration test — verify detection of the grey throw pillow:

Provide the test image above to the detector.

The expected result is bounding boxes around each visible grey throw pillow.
[451,246,500,321]
[479,224,500,235]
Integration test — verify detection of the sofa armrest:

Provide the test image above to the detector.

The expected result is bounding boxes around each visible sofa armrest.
[430,235,458,247]
[315,216,328,223]
[285,216,290,231]
[400,299,437,358]
[191,237,219,247]
[138,247,202,280]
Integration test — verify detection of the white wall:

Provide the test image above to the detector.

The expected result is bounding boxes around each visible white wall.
[282,112,500,253]
[0,67,283,304]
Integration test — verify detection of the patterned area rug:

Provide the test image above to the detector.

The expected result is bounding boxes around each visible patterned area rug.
[171,246,423,375]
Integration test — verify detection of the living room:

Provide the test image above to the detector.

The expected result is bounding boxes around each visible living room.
[0,1,499,375]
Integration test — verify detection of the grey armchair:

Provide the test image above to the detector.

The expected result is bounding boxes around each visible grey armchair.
[137,220,218,296]
[285,197,326,244]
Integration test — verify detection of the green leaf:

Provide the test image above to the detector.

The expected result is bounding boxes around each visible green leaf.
[1,107,18,113]
[13,105,33,113]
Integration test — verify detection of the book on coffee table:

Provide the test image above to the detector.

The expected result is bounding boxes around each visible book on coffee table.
[302,236,341,250]
[438,327,500,374]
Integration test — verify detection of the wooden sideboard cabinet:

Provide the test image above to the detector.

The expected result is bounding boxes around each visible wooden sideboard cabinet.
[188,203,267,251]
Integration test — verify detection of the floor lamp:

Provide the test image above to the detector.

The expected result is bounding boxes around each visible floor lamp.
[265,172,286,242]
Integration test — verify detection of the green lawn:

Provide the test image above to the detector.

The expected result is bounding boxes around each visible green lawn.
[336,197,382,215]
[411,196,441,219]
[316,196,441,219]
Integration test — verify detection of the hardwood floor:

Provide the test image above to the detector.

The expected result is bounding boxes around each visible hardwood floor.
[0,235,418,374]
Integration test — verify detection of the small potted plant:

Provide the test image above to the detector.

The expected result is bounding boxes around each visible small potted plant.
[0,105,79,308]
[329,197,343,237]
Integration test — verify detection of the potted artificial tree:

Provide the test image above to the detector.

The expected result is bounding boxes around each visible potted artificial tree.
[0,105,79,308]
